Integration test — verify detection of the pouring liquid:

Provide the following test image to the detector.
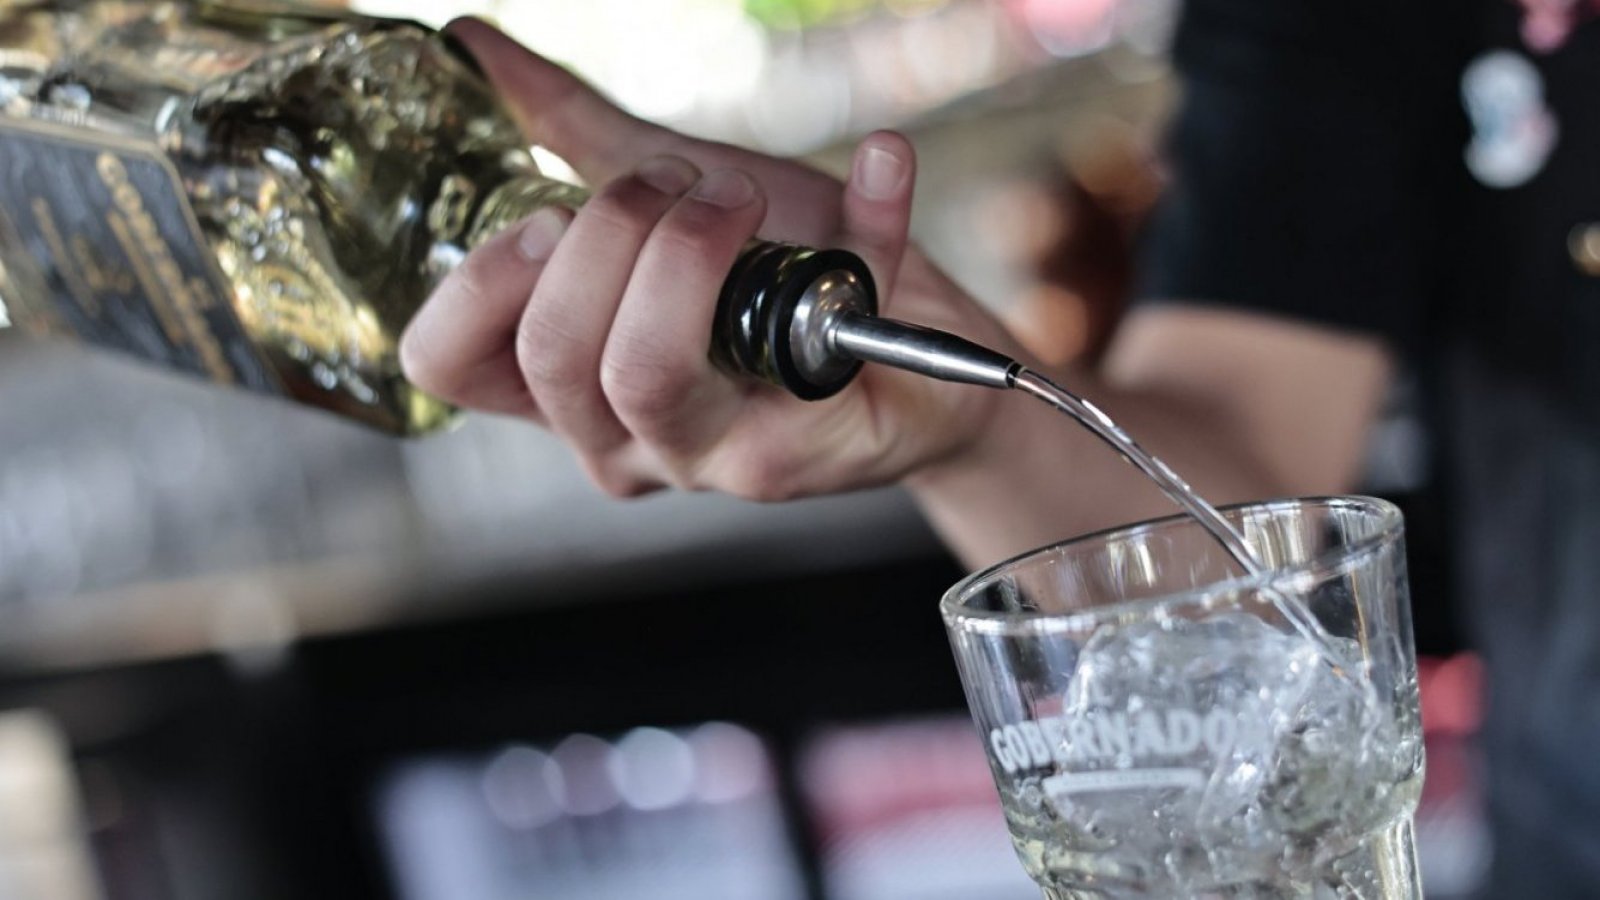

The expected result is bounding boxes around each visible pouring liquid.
[827,315,1335,651]
[1007,368,1335,651]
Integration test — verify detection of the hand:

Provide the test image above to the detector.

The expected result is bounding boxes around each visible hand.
[401,19,1020,500]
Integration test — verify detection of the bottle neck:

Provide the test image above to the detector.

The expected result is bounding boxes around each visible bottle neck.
[463,173,590,251]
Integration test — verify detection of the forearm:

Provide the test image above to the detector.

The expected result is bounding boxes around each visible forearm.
[904,369,1285,572]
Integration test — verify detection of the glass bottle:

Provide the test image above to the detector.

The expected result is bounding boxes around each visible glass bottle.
[0,0,878,434]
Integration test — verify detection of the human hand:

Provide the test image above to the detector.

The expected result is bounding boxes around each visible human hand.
[401,19,1021,500]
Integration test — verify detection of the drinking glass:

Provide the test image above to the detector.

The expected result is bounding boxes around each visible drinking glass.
[942,497,1424,898]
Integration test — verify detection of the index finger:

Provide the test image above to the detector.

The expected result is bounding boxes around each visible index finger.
[444,18,846,244]
[445,17,674,185]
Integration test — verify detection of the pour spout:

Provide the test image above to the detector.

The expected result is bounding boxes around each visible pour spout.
[826,313,1022,390]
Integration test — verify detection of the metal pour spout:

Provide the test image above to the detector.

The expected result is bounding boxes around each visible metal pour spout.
[728,244,1020,398]
[826,313,1021,390]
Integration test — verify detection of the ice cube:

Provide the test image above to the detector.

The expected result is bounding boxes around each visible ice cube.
[1032,609,1414,891]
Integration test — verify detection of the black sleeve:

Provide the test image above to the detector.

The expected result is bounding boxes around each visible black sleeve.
[1136,0,1461,347]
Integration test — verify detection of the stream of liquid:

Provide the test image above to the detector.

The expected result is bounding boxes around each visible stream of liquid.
[1008,367,1334,649]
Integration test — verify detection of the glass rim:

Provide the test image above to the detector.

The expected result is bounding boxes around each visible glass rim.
[940,495,1404,638]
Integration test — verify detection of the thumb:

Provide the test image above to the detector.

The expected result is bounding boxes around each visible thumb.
[837,131,917,302]
[445,17,671,184]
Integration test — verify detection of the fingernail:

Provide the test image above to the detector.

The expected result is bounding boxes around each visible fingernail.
[517,208,568,261]
[854,146,907,200]
[636,156,698,195]
[691,169,756,208]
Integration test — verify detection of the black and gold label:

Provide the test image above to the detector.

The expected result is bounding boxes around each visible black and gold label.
[0,117,279,392]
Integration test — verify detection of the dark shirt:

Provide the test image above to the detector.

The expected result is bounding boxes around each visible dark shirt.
[1139,1,1600,895]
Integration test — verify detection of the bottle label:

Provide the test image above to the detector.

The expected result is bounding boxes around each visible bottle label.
[0,117,279,392]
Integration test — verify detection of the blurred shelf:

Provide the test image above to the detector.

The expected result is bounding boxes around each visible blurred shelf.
[0,336,943,675]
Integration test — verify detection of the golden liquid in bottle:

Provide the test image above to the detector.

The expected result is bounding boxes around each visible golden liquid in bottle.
[0,1,581,434]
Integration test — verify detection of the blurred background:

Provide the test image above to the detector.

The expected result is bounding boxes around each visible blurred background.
[0,0,1484,897]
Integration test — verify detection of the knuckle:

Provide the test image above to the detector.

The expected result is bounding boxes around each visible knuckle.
[579,201,652,241]
[582,178,674,235]
[445,252,496,308]
[658,463,700,493]
[598,350,698,423]
[402,268,494,395]
[649,225,721,265]
[721,452,800,504]
[398,330,449,395]
[587,460,660,499]
[654,207,745,256]
[848,230,899,264]
[515,317,592,395]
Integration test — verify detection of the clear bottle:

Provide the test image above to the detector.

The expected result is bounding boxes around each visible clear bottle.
[0,0,876,434]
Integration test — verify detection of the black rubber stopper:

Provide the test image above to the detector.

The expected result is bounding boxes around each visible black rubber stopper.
[713,243,877,401]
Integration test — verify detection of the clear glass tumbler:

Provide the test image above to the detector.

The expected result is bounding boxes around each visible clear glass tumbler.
[942,497,1425,898]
